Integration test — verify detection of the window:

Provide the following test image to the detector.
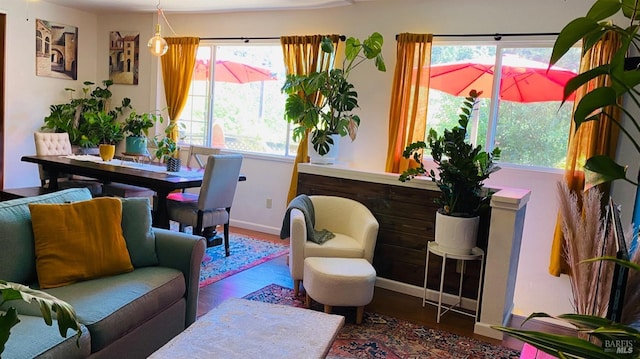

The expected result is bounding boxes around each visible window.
[180,43,294,156]
[427,43,581,169]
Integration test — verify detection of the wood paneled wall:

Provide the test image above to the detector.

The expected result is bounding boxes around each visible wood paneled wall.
[297,172,490,299]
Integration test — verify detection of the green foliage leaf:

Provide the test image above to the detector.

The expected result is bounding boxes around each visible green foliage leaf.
[551,17,600,66]
[622,0,640,19]
[573,87,618,128]
[362,32,384,59]
[587,0,623,21]
[345,37,362,61]
[563,65,610,103]
[0,307,20,354]
[584,155,630,188]
[320,37,334,54]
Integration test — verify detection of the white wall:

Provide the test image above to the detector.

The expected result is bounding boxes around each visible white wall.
[5,0,614,317]
[4,0,99,188]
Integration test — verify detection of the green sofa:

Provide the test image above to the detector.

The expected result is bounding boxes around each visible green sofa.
[0,188,206,358]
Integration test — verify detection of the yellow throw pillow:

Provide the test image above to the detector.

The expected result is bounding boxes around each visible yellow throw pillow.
[29,197,134,289]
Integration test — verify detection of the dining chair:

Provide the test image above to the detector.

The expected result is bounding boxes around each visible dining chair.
[33,132,103,195]
[166,154,243,256]
[186,145,221,169]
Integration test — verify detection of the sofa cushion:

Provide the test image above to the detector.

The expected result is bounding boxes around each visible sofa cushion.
[29,197,134,289]
[13,267,186,353]
[1,313,92,359]
[0,188,93,284]
[120,197,158,267]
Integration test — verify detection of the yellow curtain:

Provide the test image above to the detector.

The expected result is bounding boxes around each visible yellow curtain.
[549,31,622,276]
[385,33,433,173]
[160,37,200,141]
[281,34,342,203]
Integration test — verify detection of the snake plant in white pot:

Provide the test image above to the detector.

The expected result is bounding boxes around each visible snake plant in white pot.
[399,90,501,255]
[282,32,386,164]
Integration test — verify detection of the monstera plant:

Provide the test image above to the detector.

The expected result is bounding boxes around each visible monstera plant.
[0,280,81,355]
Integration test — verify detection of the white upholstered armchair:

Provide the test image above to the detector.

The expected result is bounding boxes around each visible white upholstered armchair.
[287,195,379,296]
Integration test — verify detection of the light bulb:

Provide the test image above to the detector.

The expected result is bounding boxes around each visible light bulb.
[147,24,168,57]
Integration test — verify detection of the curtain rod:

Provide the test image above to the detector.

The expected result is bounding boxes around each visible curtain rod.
[200,35,346,42]
[396,32,560,41]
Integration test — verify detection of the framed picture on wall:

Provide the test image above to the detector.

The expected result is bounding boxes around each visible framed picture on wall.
[109,31,139,85]
[35,19,78,80]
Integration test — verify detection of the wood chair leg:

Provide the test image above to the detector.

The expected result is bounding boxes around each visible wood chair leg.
[293,280,301,297]
[305,293,310,308]
[356,306,364,324]
[223,222,230,257]
[324,305,332,314]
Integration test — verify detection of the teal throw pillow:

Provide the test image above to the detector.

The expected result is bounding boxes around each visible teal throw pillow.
[121,197,158,267]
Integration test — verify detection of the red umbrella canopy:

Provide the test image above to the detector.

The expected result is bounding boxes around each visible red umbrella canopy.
[193,59,277,83]
[427,54,577,103]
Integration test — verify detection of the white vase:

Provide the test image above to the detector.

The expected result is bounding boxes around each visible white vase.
[434,211,480,255]
[308,134,340,165]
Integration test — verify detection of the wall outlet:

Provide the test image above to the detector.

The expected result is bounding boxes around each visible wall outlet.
[266,198,272,209]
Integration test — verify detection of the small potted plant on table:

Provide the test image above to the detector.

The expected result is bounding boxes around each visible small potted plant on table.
[153,123,183,172]
[85,111,124,161]
[123,111,164,155]
[399,90,501,255]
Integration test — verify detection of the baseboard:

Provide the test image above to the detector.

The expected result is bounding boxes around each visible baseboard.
[230,219,280,236]
[375,277,477,311]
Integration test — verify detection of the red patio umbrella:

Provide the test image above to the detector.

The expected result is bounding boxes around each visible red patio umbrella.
[426,54,577,103]
[193,59,277,83]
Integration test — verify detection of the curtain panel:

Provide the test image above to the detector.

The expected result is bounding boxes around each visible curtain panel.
[549,31,622,276]
[385,33,433,174]
[160,37,200,141]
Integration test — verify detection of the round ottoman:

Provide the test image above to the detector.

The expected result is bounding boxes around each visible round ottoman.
[303,257,376,324]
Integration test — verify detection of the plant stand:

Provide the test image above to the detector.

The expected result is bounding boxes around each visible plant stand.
[423,241,484,323]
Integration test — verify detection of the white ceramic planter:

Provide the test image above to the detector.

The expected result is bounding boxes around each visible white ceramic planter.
[309,134,340,165]
[434,211,480,255]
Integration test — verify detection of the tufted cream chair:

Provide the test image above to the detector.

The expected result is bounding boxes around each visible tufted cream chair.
[33,132,102,195]
[287,195,379,296]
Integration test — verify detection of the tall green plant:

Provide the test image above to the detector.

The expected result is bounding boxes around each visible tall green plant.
[398,90,501,217]
[282,33,386,156]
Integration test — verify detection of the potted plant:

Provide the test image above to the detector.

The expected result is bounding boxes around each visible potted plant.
[152,123,183,172]
[399,90,501,254]
[42,80,131,151]
[123,111,164,155]
[282,32,386,164]
[0,280,81,355]
[84,111,124,161]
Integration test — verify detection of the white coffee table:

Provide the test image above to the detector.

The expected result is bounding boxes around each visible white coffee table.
[149,297,344,359]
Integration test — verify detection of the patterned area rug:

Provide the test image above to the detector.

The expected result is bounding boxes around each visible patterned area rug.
[199,235,288,288]
[243,284,521,359]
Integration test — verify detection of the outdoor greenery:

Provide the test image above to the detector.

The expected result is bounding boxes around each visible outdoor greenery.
[282,33,386,156]
[42,80,131,148]
[0,280,81,355]
[399,90,501,217]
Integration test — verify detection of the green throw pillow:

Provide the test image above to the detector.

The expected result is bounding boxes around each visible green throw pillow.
[120,197,158,267]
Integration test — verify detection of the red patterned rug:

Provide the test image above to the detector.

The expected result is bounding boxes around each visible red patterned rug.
[243,284,521,359]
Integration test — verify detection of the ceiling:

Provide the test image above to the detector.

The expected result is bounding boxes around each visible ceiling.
[41,0,366,14]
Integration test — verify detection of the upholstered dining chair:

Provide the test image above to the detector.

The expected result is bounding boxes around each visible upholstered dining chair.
[186,145,221,169]
[166,154,243,257]
[33,132,103,195]
[286,195,379,296]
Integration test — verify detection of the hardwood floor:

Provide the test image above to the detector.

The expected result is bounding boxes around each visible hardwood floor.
[198,227,559,353]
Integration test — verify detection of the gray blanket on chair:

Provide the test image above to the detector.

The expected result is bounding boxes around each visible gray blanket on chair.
[280,194,335,244]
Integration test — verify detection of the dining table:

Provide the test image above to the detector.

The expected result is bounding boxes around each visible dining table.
[21,154,245,229]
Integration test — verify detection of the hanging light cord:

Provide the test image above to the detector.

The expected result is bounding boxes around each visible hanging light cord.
[157,2,177,36]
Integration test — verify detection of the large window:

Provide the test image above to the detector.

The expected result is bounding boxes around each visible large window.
[427,43,581,169]
[180,43,295,156]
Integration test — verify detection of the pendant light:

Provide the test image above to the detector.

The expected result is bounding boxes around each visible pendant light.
[147,2,169,56]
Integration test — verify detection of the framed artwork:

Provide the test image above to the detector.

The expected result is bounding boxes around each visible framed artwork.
[109,31,139,85]
[36,19,78,80]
